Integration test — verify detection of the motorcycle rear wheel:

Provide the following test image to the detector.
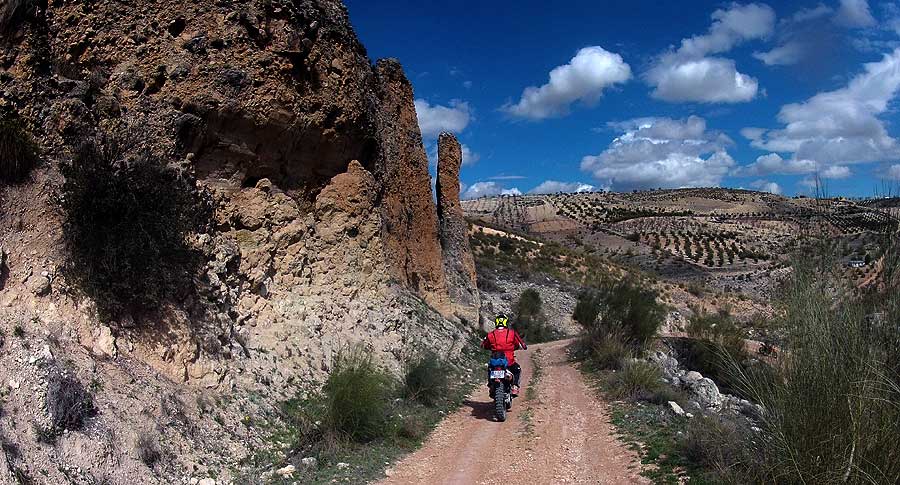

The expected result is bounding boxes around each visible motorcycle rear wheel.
[494,387,507,422]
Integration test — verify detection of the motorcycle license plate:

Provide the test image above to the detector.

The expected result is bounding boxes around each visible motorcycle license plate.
[490,370,506,379]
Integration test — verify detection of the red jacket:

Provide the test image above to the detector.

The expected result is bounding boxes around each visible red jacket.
[481,328,527,365]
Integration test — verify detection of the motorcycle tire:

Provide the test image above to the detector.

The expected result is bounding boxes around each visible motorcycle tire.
[494,387,507,422]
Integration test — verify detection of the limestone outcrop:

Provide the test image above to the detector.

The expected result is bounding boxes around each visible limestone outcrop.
[374,60,451,316]
[0,0,477,481]
[436,132,480,325]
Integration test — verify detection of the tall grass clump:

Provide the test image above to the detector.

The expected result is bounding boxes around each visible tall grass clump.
[0,111,39,185]
[726,245,900,484]
[321,347,395,443]
[57,132,211,320]
[402,353,447,407]
[605,360,664,401]
[514,288,561,343]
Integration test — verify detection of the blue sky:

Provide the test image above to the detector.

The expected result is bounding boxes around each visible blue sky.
[345,0,900,197]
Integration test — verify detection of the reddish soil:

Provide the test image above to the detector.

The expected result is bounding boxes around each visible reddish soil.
[379,339,648,484]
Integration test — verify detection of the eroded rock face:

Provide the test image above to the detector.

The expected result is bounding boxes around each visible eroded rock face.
[0,3,475,480]
[374,59,451,316]
[436,132,480,325]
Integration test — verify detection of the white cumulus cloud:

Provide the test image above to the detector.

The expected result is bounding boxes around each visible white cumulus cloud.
[750,180,783,194]
[822,165,851,179]
[461,182,522,199]
[646,3,774,103]
[748,48,900,167]
[734,153,818,176]
[754,41,806,66]
[414,99,471,139]
[835,0,876,28]
[503,46,631,120]
[528,181,596,194]
[462,182,502,199]
[460,144,480,166]
[580,116,736,190]
[884,164,900,180]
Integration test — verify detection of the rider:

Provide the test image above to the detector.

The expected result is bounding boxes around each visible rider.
[481,313,527,396]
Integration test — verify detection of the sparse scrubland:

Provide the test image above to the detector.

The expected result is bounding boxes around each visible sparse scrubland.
[243,341,481,484]
[467,191,900,484]
[580,234,900,484]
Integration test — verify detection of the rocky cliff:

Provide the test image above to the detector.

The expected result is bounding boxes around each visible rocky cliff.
[0,0,477,481]
[437,132,480,326]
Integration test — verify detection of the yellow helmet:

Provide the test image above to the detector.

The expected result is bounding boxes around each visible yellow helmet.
[494,313,509,328]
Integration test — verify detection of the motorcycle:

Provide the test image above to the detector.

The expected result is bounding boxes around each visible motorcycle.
[487,352,514,422]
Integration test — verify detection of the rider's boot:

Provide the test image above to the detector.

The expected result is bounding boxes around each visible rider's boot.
[511,385,520,397]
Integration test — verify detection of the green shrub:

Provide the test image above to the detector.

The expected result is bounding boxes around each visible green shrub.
[679,414,762,483]
[576,279,665,371]
[605,360,664,401]
[598,279,665,349]
[57,133,211,320]
[402,353,447,407]
[514,288,561,343]
[681,310,751,396]
[0,112,39,185]
[573,289,603,327]
[322,347,395,443]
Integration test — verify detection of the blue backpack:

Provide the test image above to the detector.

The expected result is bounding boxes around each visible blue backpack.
[489,355,508,368]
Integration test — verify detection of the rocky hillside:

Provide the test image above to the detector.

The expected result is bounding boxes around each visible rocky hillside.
[0,0,478,482]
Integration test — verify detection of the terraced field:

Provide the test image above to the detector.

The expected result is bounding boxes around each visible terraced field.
[463,189,898,301]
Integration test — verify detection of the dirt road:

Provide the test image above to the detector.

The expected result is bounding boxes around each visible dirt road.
[379,339,648,484]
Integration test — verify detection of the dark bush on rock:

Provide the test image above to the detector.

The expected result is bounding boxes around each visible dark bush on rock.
[573,289,603,327]
[0,111,39,185]
[0,0,37,34]
[46,372,96,437]
[57,132,211,320]
[136,434,161,467]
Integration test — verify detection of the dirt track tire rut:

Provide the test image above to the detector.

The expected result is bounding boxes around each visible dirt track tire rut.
[378,339,648,484]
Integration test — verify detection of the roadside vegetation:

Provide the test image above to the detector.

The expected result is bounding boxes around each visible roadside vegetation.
[677,309,755,397]
[513,289,563,343]
[580,233,900,484]
[708,242,900,484]
[519,348,545,436]
[574,278,666,372]
[243,338,482,484]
